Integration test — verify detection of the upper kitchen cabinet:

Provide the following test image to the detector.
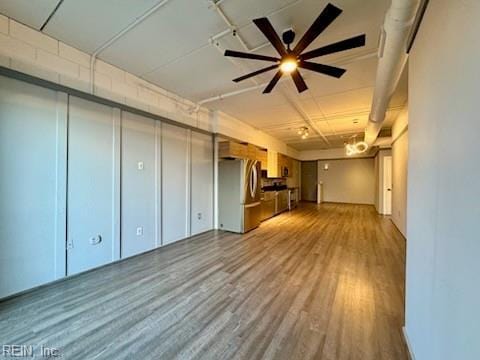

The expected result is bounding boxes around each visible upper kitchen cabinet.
[267,151,294,178]
[219,141,247,159]
[0,76,67,298]
[67,96,121,275]
[162,123,189,245]
[257,148,268,171]
[219,141,267,170]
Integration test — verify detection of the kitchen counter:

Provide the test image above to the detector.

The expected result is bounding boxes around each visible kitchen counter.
[262,185,287,192]
[260,188,291,222]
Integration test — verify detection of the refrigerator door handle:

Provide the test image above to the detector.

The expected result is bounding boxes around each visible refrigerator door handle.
[249,161,258,199]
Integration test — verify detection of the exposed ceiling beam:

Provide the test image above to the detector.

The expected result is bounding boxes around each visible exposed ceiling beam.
[40,0,64,31]
[278,85,330,145]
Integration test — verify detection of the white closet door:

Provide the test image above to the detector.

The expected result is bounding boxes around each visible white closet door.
[191,132,213,235]
[0,76,67,298]
[121,112,159,258]
[67,96,120,275]
[162,123,189,245]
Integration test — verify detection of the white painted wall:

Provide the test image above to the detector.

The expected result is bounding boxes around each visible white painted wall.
[406,1,480,359]
[121,112,159,258]
[317,158,375,205]
[162,123,190,245]
[0,15,298,159]
[190,132,214,235]
[67,96,121,275]
[0,76,66,298]
[391,108,408,237]
[299,147,375,161]
[0,74,215,298]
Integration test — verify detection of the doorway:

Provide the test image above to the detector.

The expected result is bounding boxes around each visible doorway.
[301,161,318,202]
[383,156,392,215]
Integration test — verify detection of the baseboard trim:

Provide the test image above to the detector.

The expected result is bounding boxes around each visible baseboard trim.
[402,326,416,360]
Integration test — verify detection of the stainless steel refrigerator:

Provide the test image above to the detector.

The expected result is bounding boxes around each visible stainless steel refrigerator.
[218,159,261,233]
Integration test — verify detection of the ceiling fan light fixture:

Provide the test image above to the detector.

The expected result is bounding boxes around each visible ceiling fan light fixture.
[298,127,309,139]
[224,3,366,94]
[346,144,356,156]
[280,58,298,73]
[345,141,368,156]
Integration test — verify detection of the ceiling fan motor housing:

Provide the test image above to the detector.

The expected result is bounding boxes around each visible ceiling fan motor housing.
[282,29,296,46]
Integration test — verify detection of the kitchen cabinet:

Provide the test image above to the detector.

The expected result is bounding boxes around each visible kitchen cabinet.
[268,151,294,178]
[247,144,257,160]
[267,150,279,178]
[257,148,268,170]
[287,159,300,188]
[260,191,276,221]
[219,141,247,159]
[219,141,267,169]
[277,190,289,213]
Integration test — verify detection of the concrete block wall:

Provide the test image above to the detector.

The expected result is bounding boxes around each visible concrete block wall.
[0,14,298,157]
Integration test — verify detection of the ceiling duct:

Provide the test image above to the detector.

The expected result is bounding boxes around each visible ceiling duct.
[364,0,420,145]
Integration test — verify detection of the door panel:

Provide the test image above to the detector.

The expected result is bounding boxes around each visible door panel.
[191,132,213,236]
[121,112,158,258]
[162,123,189,245]
[67,96,120,275]
[301,161,318,202]
[383,156,393,215]
[0,76,67,298]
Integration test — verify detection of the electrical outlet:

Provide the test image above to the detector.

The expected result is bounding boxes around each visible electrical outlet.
[197,212,202,220]
[136,227,143,236]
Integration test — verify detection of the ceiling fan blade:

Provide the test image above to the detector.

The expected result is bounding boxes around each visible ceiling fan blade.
[233,65,279,82]
[253,18,288,56]
[263,71,283,93]
[300,34,366,60]
[291,70,308,93]
[299,61,346,78]
[224,49,279,63]
[293,3,343,55]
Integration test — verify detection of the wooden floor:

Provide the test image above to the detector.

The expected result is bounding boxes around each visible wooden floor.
[0,203,407,360]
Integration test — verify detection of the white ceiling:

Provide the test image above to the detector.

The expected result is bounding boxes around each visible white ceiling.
[0,0,59,29]
[0,0,407,150]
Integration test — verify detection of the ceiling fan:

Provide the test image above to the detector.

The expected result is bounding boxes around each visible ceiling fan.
[224,3,366,94]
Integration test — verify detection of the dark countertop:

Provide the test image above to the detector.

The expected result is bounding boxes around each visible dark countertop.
[262,185,287,192]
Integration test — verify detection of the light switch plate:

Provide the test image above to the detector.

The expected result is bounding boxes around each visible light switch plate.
[137,161,144,170]
[136,227,143,236]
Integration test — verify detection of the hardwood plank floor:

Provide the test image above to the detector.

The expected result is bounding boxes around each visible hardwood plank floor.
[0,203,407,359]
